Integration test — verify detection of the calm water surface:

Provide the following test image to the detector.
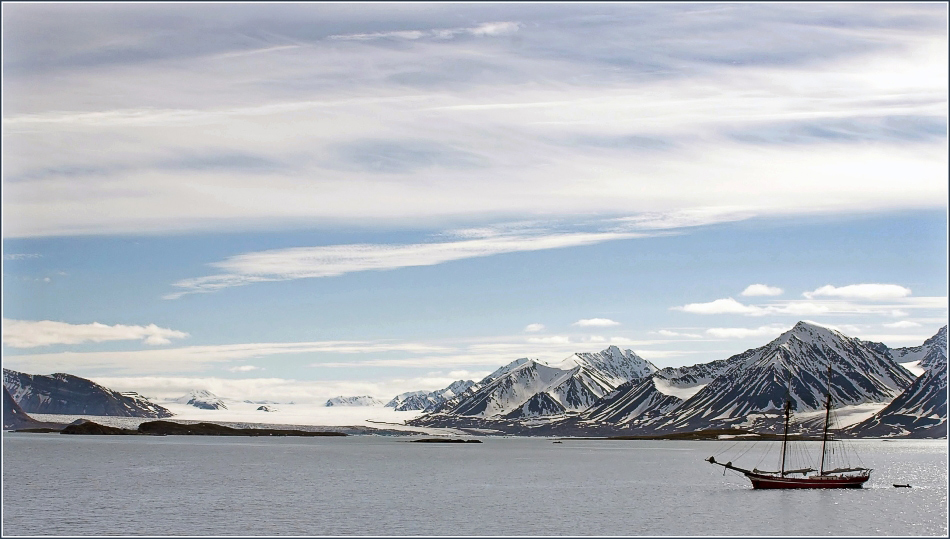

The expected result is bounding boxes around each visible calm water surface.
[2,434,946,536]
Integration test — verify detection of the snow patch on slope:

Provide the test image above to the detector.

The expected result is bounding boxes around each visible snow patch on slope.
[900,361,926,377]
[652,378,706,400]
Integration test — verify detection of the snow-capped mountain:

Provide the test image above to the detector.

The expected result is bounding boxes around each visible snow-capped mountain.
[558,346,658,385]
[325,396,383,407]
[412,322,942,437]
[890,325,948,373]
[577,357,741,427]
[176,390,228,410]
[385,380,477,411]
[643,322,915,433]
[847,326,947,438]
[577,377,682,426]
[421,346,658,420]
[385,390,427,409]
[3,368,173,418]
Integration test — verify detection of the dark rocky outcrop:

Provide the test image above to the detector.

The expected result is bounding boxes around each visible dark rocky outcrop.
[410,438,482,443]
[135,420,347,436]
[61,421,137,435]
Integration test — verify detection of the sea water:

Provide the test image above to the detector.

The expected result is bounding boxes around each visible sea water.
[2,434,946,536]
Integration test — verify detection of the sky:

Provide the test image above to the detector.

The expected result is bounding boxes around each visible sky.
[2,3,947,404]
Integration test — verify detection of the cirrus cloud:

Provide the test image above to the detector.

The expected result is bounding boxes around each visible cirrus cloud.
[166,230,641,299]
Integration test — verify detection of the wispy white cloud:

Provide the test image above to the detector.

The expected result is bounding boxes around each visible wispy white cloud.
[882,320,921,329]
[3,253,41,261]
[2,319,189,348]
[227,365,263,373]
[3,340,455,374]
[674,293,945,318]
[167,230,641,298]
[330,30,426,41]
[657,329,703,338]
[675,298,766,315]
[705,325,791,339]
[741,284,783,296]
[803,283,912,300]
[527,335,570,344]
[2,5,946,238]
[330,21,520,41]
[573,318,621,327]
[523,323,545,333]
[609,207,758,232]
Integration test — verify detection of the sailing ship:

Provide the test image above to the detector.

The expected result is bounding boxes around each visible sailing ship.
[706,363,871,489]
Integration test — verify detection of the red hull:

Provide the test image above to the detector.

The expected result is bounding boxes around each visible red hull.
[746,472,869,489]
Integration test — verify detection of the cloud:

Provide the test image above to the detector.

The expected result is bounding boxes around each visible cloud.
[527,335,570,344]
[608,207,758,232]
[2,339,456,374]
[573,318,621,327]
[2,5,946,238]
[883,320,921,329]
[167,230,641,298]
[523,323,545,332]
[657,329,703,338]
[724,115,948,146]
[3,253,41,260]
[329,30,426,41]
[741,284,783,296]
[674,298,766,315]
[803,283,912,300]
[330,21,520,41]
[227,365,263,373]
[467,21,521,36]
[2,319,189,348]
[673,294,945,318]
[705,325,791,339]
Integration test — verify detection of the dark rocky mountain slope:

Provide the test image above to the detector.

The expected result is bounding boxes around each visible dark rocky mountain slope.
[3,369,173,418]
[846,326,947,438]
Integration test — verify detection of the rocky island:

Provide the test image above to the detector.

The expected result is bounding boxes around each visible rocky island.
[54,420,348,437]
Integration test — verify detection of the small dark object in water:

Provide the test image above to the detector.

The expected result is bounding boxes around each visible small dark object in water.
[893,484,912,488]
[553,441,562,443]
[410,438,482,443]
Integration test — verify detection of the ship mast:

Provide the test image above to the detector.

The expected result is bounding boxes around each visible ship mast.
[818,361,833,475]
[780,398,791,475]
[780,371,792,476]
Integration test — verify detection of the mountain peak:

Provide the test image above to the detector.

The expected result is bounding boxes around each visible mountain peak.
[925,325,948,348]
[773,321,845,346]
[792,320,835,333]
[177,389,227,410]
